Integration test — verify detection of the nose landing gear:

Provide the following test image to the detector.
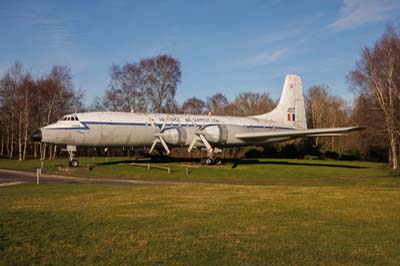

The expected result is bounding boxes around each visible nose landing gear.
[69,158,79,167]
[65,145,79,167]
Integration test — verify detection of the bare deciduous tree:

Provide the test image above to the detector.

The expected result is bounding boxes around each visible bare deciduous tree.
[206,93,229,115]
[108,64,145,112]
[305,85,350,152]
[181,97,206,114]
[225,92,276,116]
[348,24,400,169]
[104,55,181,113]
[0,64,84,160]
[139,55,181,113]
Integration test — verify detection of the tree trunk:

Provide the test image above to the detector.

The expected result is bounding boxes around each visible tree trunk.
[6,129,10,157]
[9,131,14,159]
[41,143,46,160]
[34,142,37,159]
[52,145,57,159]
[22,87,29,160]
[388,130,398,170]
[0,135,3,156]
[18,111,22,161]
[22,125,28,160]
[49,144,53,160]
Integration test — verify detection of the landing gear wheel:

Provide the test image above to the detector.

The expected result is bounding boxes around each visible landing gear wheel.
[214,158,222,165]
[205,158,213,165]
[69,159,79,168]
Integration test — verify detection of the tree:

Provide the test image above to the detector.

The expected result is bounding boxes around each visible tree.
[139,55,181,113]
[104,86,124,112]
[348,24,400,170]
[306,85,330,129]
[107,63,145,112]
[206,93,229,115]
[0,63,21,158]
[0,63,82,160]
[305,85,350,152]
[349,94,388,161]
[181,97,206,114]
[226,92,276,116]
[104,55,181,113]
[89,96,108,111]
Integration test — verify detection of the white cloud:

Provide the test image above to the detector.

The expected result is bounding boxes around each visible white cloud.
[329,0,400,31]
[241,49,287,67]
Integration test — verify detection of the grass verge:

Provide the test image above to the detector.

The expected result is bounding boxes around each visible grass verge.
[0,157,394,185]
[1,179,400,265]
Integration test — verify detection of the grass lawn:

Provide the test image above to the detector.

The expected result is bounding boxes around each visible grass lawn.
[0,157,395,185]
[1,178,400,265]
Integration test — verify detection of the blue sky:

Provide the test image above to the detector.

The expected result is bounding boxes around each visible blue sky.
[0,0,399,104]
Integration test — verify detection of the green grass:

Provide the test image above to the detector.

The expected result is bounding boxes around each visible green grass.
[1,157,398,264]
[1,178,400,265]
[0,157,394,185]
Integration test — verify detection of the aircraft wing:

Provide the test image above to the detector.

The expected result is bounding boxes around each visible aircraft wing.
[235,126,362,142]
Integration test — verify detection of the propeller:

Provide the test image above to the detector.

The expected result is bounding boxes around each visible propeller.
[187,127,214,157]
[149,120,170,155]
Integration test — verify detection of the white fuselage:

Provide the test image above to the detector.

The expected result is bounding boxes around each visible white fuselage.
[35,75,360,155]
[40,112,295,148]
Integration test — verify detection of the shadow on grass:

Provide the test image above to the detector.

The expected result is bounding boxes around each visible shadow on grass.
[231,159,368,169]
[94,157,368,169]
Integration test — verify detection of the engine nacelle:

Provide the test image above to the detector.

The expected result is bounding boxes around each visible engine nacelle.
[202,125,229,144]
[162,128,188,146]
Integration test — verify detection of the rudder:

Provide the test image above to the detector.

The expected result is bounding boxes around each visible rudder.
[253,74,307,129]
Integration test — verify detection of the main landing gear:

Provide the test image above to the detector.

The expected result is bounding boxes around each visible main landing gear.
[66,145,79,167]
[201,157,222,165]
[187,131,223,166]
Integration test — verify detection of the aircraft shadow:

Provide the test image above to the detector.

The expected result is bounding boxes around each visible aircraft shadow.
[229,159,368,169]
[94,157,367,169]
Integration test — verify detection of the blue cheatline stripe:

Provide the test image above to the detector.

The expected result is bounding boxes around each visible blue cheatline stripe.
[292,114,295,121]
[44,121,297,131]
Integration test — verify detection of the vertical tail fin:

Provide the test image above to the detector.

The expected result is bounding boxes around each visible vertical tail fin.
[253,74,307,129]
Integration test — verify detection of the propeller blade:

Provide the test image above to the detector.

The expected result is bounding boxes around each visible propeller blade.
[160,120,166,132]
[159,137,170,155]
[187,136,198,153]
[149,139,159,154]
[150,120,158,130]
[198,134,213,156]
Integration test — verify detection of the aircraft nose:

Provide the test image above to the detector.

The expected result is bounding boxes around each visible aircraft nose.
[31,129,42,142]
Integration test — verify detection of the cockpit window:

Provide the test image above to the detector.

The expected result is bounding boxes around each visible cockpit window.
[60,115,79,121]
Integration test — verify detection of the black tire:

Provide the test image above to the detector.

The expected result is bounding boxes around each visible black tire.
[205,158,212,165]
[69,159,79,168]
[214,158,222,165]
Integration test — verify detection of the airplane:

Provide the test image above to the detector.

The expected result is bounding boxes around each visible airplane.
[31,74,362,167]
